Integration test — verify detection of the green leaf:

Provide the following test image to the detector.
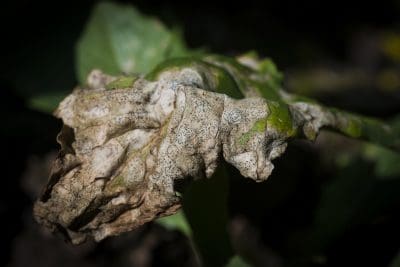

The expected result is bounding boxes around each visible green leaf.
[156,210,192,236]
[182,164,234,267]
[389,252,400,267]
[225,256,252,267]
[310,158,400,251]
[362,116,400,178]
[364,144,400,178]
[28,92,68,113]
[76,1,190,84]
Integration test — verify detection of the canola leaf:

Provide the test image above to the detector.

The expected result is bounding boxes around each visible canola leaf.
[156,210,192,236]
[225,255,252,267]
[76,2,190,84]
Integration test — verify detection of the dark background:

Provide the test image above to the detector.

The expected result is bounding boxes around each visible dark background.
[1,0,400,266]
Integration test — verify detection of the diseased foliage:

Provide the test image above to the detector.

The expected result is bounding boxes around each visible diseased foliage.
[35,54,399,247]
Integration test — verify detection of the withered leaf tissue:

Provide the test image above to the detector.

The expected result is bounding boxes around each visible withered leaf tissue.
[34,62,320,244]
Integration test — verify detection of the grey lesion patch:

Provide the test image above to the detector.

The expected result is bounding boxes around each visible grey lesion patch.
[68,195,114,231]
[39,154,81,203]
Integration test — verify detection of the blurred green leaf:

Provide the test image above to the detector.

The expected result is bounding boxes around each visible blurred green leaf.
[310,158,400,251]
[363,115,400,178]
[183,164,234,267]
[28,92,68,113]
[76,1,190,84]
[364,144,400,178]
[225,255,252,267]
[156,210,192,236]
[389,252,400,267]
